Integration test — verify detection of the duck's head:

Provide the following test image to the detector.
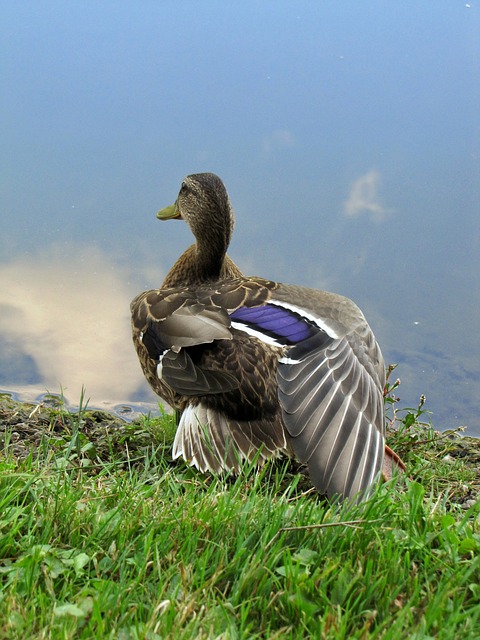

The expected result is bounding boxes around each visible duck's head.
[157,173,235,251]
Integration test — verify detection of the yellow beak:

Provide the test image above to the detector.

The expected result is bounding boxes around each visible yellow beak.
[156,202,181,220]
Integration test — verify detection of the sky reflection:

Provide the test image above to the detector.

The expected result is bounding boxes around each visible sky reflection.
[0,244,161,408]
[1,2,479,434]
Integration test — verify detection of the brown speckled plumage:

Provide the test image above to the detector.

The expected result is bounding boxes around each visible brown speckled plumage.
[131,173,404,501]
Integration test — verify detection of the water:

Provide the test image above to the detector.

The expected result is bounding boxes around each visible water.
[1,2,479,434]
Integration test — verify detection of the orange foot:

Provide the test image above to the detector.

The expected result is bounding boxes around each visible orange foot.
[382,444,406,481]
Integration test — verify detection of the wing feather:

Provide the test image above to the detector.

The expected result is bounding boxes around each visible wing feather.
[278,332,385,501]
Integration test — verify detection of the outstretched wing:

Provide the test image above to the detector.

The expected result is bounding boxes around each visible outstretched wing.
[227,282,386,501]
[271,285,386,501]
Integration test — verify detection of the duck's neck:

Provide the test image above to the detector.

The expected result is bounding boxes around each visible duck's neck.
[194,230,229,281]
[162,237,240,288]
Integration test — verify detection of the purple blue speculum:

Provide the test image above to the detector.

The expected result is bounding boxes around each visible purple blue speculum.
[230,304,314,343]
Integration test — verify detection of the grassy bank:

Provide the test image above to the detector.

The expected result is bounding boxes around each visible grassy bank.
[0,393,479,639]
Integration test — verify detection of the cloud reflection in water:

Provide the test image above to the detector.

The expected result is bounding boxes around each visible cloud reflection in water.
[343,169,391,222]
[0,244,159,409]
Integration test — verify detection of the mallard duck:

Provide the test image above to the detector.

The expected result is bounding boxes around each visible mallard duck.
[131,173,403,501]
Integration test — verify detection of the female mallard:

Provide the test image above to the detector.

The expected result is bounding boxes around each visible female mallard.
[131,173,403,501]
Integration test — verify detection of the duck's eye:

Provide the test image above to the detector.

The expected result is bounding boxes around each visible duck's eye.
[179,182,188,195]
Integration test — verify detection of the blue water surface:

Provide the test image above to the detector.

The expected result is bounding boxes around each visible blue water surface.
[1,2,479,434]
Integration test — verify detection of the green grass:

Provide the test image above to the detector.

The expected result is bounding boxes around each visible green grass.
[0,393,479,639]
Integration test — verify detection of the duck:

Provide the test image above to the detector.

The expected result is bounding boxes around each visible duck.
[131,172,404,501]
